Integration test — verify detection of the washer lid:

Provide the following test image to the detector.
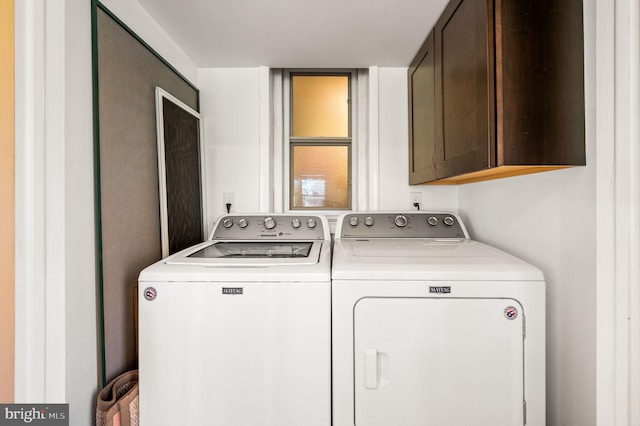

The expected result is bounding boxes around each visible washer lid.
[186,241,313,259]
[332,239,544,281]
[166,240,322,267]
[139,240,331,282]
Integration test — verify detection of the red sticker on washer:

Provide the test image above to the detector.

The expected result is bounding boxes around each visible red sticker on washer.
[144,287,157,301]
[504,306,518,320]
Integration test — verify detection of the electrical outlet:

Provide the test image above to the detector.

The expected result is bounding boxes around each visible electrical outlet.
[223,192,235,213]
[410,192,422,210]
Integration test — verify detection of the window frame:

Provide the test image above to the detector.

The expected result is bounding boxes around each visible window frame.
[283,69,358,213]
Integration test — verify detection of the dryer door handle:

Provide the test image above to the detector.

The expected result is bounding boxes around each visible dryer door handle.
[365,348,378,389]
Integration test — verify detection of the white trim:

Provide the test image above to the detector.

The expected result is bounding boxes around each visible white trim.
[154,87,204,257]
[15,0,68,402]
[356,69,369,210]
[350,71,360,210]
[595,0,618,422]
[279,69,366,217]
[44,0,66,401]
[366,66,380,210]
[596,0,640,424]
[154,89,170,257]
[627,2,640,421]
[14,0,46,402]
[282,72,291,211]
[272,70,284,213]
[199,110,209,236]
[258,66,272,213]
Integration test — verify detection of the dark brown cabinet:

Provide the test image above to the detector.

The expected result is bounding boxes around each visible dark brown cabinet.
[408,30,436,184]
[408,0,585,185]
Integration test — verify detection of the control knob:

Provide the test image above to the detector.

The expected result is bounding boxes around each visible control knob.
[222,218,233,229]
[238,218,248,228]
[444,216,455,226]
[263,217,276,230]
[307,218,317,229]
[394,215,408,227]
[364,216,375,227]
[428,216,438,226]
[291,218,301,229]
[349,216,359,227]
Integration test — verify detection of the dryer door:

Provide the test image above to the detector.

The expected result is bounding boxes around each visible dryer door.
[354,297,525,426]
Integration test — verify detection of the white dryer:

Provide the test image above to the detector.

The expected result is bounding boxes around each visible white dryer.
[138,214,331,426]
[332,212,545,426]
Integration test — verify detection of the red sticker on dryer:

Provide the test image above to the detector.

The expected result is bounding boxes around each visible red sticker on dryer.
[504,306,518,320]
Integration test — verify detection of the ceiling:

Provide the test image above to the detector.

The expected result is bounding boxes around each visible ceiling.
[137,0,449,68]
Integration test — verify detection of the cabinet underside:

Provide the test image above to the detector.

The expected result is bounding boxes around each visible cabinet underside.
[424,165,570,185]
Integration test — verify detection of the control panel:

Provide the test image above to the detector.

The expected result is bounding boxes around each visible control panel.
[212,215,326,240]
[338,213,468,239]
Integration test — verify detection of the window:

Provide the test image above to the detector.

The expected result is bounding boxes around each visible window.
[287,72,353,210]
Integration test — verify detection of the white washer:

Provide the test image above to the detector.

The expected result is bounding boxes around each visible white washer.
[332,212,545,426]
[138,214,331,426]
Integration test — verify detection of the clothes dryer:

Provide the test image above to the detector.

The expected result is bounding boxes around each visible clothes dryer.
[332,212,545,426]
[138,214,331,426]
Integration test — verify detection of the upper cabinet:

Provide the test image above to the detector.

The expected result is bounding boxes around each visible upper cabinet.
[408,30,436,184]
[408,0,585,185]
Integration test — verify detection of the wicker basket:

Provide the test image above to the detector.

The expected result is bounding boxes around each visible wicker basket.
[96,370,139,426]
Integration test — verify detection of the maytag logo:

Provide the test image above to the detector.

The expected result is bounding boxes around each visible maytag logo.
[222,287,243,295]
[429,286,451,294]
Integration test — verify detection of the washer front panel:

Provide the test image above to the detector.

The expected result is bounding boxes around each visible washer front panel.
[139,280,331,426]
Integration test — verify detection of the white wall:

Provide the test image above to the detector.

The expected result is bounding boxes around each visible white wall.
[65,0,100,424]
[100,0,198,84]
[458,169,596,425]
[197,68,263,231]
[195,66,458,222]
[457,0,597,424]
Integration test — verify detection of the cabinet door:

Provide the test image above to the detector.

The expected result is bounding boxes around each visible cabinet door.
[354,297,525,426]
[408,30,436,184]
[434,0,495,179]
[497,0,585,166]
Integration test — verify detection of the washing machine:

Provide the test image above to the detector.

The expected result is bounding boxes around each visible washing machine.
[138,214,331,426]
[332,212,545,426]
